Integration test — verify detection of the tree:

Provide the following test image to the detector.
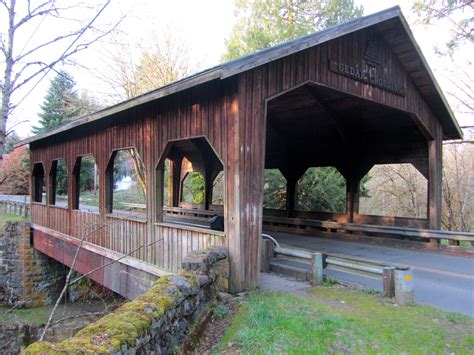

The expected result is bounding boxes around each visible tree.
[32,70,100,134]
[0,0,118,155]
[296,167,348,213]
[442,143,474,232]
[102,29,193,101]
[0,145,29,194]
[1,130,19,154]
[223,0,364,61]
[412,0,473,54]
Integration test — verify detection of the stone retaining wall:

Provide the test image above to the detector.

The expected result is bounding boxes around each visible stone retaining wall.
[0,221,66,307]
[24,246,229,354]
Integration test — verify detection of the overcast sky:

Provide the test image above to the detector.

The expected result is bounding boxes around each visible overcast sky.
[3,0,472,138]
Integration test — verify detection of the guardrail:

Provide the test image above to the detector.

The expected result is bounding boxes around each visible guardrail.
[263,215,474,247]
[261,235,414,304]
[0,197,30,217]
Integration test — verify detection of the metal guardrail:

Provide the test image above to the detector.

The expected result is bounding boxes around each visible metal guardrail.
[262,234,414,303]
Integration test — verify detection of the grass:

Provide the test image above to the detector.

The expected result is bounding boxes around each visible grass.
[0,212,29,229]
[0,306,50,326]
[215,286,474,354]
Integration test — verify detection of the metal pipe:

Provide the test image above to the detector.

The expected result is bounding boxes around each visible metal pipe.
[262,233,281,249]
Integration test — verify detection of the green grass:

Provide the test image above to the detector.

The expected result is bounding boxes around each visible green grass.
[0,212,29,229]
[0,306,50,326]
[215,286,474,354]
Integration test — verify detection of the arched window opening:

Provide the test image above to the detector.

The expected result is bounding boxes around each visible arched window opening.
[359,163,428,219]
[181,170,205,205]
[50,159,68,207]
[296,167,346,213]
[106,148,146,217]
[32,163,45,204]
[73,155,99,212]
[263,169,287,210]
[211,171,224,206]
[156,137,224,230]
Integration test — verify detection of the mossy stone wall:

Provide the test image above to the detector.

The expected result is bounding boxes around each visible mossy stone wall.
[24,246,229,354]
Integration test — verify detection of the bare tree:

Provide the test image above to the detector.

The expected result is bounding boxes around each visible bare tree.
[359,164,428,219]
[442,142,474,232]
[100,27,194,101]
[0,0,120,155]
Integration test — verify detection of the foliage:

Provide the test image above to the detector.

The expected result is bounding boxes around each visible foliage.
[213,303,231,320]
[54,159,68,196]
[223,0,364,61]
[412,0,473,54]
[182,172,205,204]
[111,149,147,209]
[32,71,100,134]
[0,146,29,194]
[216,287,474,353]
[296,167,347,213]
[1,132,20,154]
[263,169,287,210]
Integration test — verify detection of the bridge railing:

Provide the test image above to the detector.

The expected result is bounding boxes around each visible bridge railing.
[0,196,30,217]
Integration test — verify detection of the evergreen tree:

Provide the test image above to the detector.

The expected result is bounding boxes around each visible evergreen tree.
[223,0,364,61]
[32,71,101,134]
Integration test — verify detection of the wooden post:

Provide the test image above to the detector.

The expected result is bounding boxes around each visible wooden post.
[285,177,297,218]
[311,252,324,286]
[260,239,274,272]
[345,178,360,223]
[428,125,443,245]
[383,266,395,298]
[171,159,182,207]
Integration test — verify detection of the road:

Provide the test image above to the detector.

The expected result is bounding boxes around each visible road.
[268,231,474,317]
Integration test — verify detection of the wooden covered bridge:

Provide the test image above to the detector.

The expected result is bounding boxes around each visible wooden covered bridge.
[19,7,462,294]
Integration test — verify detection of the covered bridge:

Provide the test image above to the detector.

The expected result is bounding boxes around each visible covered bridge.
[19,7,462,293]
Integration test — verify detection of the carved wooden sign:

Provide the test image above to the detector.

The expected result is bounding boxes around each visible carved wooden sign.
[329,40,406,96]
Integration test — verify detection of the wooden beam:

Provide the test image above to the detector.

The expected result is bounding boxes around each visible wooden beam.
[428,124,443,234]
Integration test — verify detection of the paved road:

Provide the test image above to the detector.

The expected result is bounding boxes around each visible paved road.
[268,230,474,317]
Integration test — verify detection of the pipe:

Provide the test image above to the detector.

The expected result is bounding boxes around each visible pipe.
[262,233,281,249]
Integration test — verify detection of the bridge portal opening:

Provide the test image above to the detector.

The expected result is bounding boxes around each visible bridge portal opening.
[263,82,431,235]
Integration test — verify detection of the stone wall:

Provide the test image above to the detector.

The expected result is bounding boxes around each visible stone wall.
[0,221,66,307]
[24,247,229,354]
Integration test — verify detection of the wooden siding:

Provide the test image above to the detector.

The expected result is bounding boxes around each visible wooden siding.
[29,25,443,290]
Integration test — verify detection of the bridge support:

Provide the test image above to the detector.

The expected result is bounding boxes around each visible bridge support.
[32,225,169,299]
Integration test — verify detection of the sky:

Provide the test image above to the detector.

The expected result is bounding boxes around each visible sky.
[2,0,472,138]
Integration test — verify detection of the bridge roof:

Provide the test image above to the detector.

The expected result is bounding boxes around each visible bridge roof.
[18,6,462,147]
